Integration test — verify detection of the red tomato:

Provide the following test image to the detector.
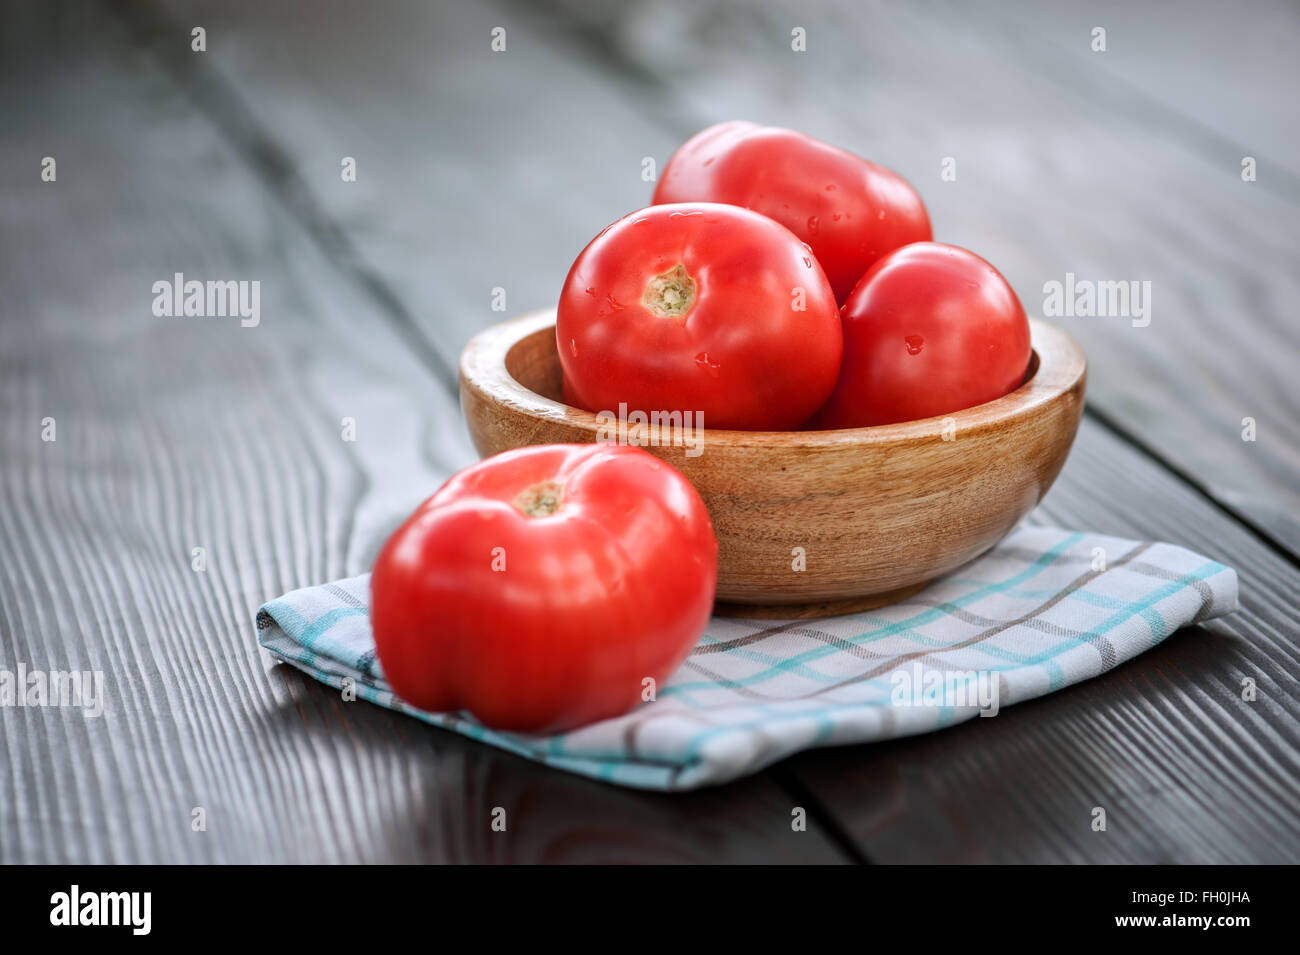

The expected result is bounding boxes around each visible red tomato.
[558,203,841,431]
[370,443,717,733]
[814,242,1032,428]
[653,121,932,302]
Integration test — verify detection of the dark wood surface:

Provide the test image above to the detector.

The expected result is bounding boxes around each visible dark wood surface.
[1,0,1296,863]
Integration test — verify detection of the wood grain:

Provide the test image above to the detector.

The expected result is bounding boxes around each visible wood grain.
[0,2,846,863]
[461,310,1086,607]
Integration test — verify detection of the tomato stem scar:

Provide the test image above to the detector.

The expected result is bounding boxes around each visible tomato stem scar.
[513,480,565,517]
[642,264,697,319]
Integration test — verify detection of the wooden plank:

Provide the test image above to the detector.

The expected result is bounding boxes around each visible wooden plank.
[123,0,689,356]
[986,0,1300,181]
[0,3,847,863]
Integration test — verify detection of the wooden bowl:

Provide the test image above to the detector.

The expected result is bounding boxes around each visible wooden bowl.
[460,310,1086,617]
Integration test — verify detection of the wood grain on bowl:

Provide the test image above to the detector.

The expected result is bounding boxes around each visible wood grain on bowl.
[461,311,1086,614]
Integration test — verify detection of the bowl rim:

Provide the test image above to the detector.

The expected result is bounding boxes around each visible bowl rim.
[460,309,1087,449]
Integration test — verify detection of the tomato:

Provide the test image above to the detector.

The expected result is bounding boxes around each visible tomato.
[653,121,932,303]
[369,443,718,733]
[813,242,1032,429]
[557,202,842,431]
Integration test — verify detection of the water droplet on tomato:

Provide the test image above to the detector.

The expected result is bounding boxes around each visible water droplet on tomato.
[669,209,704,218]
[806,215,820,235]
[825,183,837,191]
[606,293,624,310]
[569,338,578,357]
[803,257,813,268]
[695,352,721,377]
[904,334,924,355]
[877,209,888,220]
[832,213,842,222]
[584,287,596,297]
[702,157,715,167]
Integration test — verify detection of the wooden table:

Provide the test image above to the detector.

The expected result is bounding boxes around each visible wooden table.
[2,0,1297,863]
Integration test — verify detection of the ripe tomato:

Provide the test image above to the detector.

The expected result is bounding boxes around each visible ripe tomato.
[369,443,718,733]
[653,121,932,302]
[557,202,842,432]
[814,242,1032,429]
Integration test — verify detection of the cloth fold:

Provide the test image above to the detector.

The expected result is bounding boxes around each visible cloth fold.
[256,526,1238,791]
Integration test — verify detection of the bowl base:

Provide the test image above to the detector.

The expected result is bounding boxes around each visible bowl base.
[713,581,929,620]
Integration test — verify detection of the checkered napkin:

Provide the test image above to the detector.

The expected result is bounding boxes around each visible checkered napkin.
[256,526,1238,791]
